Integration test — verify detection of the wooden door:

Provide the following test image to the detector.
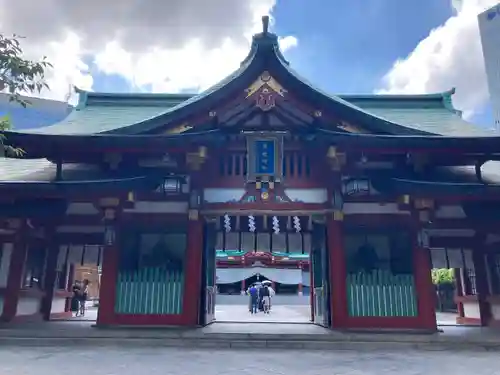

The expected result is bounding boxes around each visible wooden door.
[199,221,216,326]
[312,221,331,327]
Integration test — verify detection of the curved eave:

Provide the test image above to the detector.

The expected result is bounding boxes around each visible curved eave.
[1,129,222,158]
[339,88,456,102]
[100,39,270,135]
[372,177,500,198]
[261,47,447,135]
[0,175,161,193]
[108,31,457,136]
[314,128,500,153]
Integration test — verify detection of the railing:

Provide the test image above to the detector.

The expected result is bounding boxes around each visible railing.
[346,271,417,317]
[115,267,183,314]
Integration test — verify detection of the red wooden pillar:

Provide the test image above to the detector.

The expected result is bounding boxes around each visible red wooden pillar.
[241,279,246,294]
[454,268,465,318]
[183,217,203,326]
[472,247,491,326]
[327,215,348,328]
[413,237,437,330]
[2,223,28,322]
[309,264,314,321]
[96,226,120,326]
[41,234,59,321]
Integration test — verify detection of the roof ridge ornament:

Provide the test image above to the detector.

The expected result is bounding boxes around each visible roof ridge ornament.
[262,15,270,34]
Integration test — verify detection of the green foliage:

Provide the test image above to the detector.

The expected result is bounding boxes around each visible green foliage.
[0,115,11,130]
[0,33,51,157]
[0,115,23,157]
[431,268,455,285]
[0,34,52,106]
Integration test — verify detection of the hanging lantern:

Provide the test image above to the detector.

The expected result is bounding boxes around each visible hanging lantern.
[331,190,344,211]
[104,225,115,246]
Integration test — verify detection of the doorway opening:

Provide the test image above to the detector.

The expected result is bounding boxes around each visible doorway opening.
[50,244,103,322]
[199,214,331,327]
[430,248,478,326]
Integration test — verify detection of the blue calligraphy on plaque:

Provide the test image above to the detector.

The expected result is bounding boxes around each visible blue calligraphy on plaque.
[254,140,275,175]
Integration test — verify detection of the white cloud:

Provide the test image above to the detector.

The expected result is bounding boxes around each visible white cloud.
[0,0,297,101]
[95,34,298,94]
[377,0,498,118]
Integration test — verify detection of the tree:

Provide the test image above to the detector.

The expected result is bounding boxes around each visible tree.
[0,33,52,156]
[431,268,455,285]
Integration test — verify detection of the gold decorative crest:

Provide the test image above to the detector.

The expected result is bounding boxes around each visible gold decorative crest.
[245,71,287,98]
[164,123,193,134]
[337,121,366,134]
[245,72,287,111]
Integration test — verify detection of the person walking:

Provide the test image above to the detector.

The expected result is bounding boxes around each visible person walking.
[79,279,89,317]
[248,284,259,314]
[261,284,271,314]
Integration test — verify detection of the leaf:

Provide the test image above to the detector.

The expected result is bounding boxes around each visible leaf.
[0,32,51,158]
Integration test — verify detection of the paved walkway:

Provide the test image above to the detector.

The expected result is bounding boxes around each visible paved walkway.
[216,304,311,323]
[0,345,499,375]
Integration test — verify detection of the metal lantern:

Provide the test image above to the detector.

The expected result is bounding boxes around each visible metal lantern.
[331,190,344,211]
[189,189,201,209]
[160,177,182,194]
[104,225,116,246]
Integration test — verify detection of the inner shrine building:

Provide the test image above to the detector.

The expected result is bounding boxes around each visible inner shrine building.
[2,17,500,330]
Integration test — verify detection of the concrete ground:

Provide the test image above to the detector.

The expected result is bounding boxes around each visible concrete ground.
[0,345,499,375]
[62,303,462,327]
[216,304,311,323]
[63,294,461,327]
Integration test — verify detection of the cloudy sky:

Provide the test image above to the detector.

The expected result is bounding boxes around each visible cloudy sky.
[0,0,497,126]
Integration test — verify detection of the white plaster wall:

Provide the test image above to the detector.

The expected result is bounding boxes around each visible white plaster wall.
[343,202,409,215]
[434,205,466,219]
[284,189,328,203]
[16,297,41,316]
[463,301,481,319]
[203,188,246,203]
[57,226,104,233]
[490,302,500,320]
[0,243,13,287]
[123,201,188,213]
[66,203,99,215]
[50,297,67,314]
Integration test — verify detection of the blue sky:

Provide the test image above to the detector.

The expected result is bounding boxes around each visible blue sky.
[86,0,494,127]
[4,0,493,128]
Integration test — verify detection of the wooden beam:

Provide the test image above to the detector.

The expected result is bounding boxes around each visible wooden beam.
[429,237,477,248]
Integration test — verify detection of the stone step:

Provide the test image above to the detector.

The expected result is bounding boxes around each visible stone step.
[0,333,499,351]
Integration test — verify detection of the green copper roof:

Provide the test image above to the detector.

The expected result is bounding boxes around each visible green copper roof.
[21,91,192,135]
[17,88,491,137]
[10,17,495,138]
[346,91,496,137]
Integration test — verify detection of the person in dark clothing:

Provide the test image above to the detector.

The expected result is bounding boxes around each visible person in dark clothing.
[71,282,81,317]
[248,284,259,314]
[260,285,271,314]
[79,279,89,317]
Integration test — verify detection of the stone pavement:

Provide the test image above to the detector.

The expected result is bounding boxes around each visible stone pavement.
[215,304,311,323]
[0,345,499,375]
